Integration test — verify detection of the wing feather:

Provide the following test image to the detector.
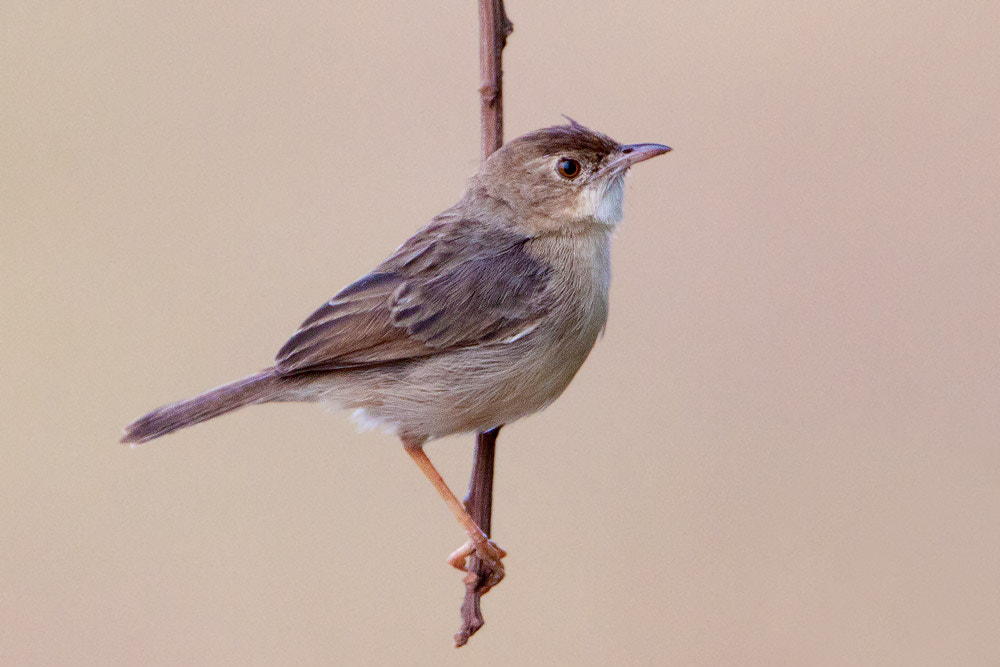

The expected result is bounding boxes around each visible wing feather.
[274,218,553,375]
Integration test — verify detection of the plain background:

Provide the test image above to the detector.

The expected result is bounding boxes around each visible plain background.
[3,2,998,665]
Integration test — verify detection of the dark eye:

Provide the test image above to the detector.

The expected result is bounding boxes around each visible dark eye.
[556,158,581,179]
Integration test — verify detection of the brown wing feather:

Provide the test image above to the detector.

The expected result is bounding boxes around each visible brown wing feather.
[274,217,553,375]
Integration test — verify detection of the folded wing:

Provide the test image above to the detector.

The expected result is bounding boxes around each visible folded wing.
[275,218,553,374]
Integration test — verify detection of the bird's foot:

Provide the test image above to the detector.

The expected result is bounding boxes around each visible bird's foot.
[448,532,506,583]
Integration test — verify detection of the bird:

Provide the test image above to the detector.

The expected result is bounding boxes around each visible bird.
[121,121,671,577]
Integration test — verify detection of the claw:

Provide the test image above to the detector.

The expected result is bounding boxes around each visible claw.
[447,535,507,571]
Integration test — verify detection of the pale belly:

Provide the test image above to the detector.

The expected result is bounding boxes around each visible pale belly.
[338,304,606,441]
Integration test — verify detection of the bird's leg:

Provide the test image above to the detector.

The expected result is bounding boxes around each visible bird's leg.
[403,439,506,574]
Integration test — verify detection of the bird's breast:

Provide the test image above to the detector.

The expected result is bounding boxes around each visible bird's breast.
[526,229,612,363]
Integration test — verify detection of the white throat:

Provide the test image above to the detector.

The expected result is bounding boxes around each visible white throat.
[577,174,626,227]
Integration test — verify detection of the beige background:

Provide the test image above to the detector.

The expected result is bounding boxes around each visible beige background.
[3,2,998,665]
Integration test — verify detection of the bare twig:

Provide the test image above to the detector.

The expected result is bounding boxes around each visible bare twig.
[455,427,501,646]
[478,0,512,161]
[455,0,513,648]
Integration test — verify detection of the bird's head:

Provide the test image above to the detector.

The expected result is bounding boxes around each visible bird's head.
[470,121,670,234]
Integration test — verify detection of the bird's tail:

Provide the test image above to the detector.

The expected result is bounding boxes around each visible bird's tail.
[121,369,281,444]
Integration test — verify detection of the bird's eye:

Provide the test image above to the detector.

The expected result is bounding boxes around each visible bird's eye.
[556,158,581,179]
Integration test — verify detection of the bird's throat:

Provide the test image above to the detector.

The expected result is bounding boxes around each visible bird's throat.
[576,174,626,227]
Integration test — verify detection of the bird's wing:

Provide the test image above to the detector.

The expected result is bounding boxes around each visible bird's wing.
[274,218,553,374]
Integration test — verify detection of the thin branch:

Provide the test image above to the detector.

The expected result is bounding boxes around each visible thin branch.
[478,0,513,161]
[455,0,513,648]
[455,427,501,646]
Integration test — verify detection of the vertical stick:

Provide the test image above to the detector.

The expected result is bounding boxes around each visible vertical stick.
[456,427,500,645]
[455,0,512,648]
[478,0,512,160]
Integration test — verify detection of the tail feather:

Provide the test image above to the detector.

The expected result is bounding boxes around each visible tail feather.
[121,369,280,444]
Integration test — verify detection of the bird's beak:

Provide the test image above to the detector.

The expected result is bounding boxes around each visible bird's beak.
[599,142,672,176]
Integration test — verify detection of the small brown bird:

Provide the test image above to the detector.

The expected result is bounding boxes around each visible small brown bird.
[122,121,670,575]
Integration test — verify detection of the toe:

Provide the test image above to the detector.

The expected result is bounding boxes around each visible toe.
[448,540,475,571]
[475,539,507,566]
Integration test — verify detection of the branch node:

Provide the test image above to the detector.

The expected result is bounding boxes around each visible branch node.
[479,84,500,107]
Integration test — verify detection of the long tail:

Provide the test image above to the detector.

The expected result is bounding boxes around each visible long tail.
[121,369,281,444]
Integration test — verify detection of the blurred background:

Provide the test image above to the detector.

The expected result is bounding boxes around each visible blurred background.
[2,2,998,665]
